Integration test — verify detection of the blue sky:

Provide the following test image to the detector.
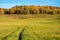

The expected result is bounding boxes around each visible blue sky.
[0,0,60,8]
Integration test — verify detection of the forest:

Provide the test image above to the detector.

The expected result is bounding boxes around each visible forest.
[0,6,60,15]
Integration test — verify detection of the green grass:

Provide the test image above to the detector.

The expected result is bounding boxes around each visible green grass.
[0,15,60,40]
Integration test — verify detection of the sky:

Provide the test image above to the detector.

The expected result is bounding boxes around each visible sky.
[0,0,60,8]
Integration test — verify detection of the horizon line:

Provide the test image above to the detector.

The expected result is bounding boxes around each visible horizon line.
[0,5,60,9]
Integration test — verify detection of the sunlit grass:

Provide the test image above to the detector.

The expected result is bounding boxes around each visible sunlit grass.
[0,15,60,40]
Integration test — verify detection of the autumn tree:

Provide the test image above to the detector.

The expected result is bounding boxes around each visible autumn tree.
[47,11,53,15]
[3,6,60,15]
[57,9,60,14]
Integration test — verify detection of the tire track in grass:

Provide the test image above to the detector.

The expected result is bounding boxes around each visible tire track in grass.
[18,27,25,40]
[18,26,39,40]
[2,27,20,40]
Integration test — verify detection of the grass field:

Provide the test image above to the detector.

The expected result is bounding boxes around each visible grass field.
[0,14,60,40]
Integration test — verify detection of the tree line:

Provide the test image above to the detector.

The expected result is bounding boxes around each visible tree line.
[0,6,60,15]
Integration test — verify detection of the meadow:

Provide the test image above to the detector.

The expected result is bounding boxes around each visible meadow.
[0,14,60,40]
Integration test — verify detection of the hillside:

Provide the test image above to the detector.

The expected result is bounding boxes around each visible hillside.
[0,6,60,40]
